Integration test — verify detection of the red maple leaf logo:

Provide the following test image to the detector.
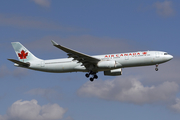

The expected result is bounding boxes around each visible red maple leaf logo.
[142,52,147,55]
[18,50,28,59]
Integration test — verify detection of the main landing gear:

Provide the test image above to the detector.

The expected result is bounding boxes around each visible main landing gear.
[155,64,159,71]
[85,71,98,82]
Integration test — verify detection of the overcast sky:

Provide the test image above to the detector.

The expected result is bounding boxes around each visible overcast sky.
[0,0,180,120]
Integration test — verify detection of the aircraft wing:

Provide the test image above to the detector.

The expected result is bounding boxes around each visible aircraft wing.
[8,59,30,67]
[51,40,100,66]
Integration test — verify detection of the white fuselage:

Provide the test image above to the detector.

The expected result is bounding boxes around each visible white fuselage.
[23,51,173,73]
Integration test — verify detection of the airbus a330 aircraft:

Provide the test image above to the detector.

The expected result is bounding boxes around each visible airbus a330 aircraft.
[8,41,173,81]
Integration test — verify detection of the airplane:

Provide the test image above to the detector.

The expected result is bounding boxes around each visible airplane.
[8,40,173,81]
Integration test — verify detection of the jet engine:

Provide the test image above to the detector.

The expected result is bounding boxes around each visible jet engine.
[104,68,122,76]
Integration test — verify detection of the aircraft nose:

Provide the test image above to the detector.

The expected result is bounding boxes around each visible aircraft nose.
[164,54,173,62]
[166,54,173,61]
[169,55,173,60]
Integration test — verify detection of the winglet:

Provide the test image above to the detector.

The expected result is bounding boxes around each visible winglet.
[51,40,59,46]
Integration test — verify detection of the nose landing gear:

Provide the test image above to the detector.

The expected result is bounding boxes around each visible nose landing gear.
[85,71,98,82]
[155,64,158,71]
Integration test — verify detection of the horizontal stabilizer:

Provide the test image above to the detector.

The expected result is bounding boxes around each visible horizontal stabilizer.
[8,59,30,67]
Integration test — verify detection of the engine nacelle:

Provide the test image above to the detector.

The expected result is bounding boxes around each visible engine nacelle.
[104,68,122,76]
[97,60,116,69]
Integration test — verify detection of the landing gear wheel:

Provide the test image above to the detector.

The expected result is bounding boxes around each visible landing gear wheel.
[86,71,98,81]
[155,64,159,71]
[94,75,98,79]
[90,77,94,82]
[155,68,158,71]
[85,73,90,78]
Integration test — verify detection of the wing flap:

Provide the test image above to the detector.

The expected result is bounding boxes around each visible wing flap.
[51,40,100,65]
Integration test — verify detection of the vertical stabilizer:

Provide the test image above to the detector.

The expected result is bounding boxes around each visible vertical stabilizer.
[11,42,41,62]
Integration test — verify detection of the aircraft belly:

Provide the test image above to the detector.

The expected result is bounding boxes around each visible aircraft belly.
[45,62,76,72]
[119,56,155,67]
[74,64,87,72]
[29,61,78,73]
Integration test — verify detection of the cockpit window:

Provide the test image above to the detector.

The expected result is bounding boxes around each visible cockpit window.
[164,53,168,55]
